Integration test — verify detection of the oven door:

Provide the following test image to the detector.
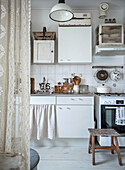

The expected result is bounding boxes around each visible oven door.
[101,105,125,134]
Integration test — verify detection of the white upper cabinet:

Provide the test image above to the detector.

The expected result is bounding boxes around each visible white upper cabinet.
[58,26,92,63]
[33,40,55,63]
[33,31,56,64]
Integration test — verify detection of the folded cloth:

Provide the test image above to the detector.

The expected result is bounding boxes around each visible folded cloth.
[30,105,56,140]
[115,107,125,125]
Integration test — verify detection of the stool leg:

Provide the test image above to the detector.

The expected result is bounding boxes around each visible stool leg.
[114,136,122,166]
[111,136,114,154]
[88,135,92,154]
[92,135,95,165]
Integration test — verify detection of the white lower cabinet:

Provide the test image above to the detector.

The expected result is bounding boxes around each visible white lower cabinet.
[56,97,94,138]
[30,96,94,139]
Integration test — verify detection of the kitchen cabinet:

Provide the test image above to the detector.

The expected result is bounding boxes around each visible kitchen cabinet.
[30,96,56,105]
[30,95,94,138]
[58,26,92,63]
[33,40,55,63]
[96,24,124,45]
[56,96,94,138]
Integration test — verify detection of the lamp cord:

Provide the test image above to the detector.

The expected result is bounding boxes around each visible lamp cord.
[59,0,65,3]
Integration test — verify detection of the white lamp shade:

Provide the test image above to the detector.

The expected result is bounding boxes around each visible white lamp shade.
[49,3,73,22]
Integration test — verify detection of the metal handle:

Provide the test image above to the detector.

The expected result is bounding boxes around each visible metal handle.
[105,106,118,109]
[43,27,46,37]
[79,98,83,100]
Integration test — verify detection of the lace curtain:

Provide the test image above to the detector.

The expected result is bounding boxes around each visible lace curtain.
[0,0,31,169]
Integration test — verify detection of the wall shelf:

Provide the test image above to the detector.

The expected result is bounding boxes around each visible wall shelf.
[92,66,123,69]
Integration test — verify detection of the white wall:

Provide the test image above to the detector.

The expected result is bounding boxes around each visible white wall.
[31,7,125,93]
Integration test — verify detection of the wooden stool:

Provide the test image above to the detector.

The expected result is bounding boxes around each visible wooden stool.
[88,128,122,166]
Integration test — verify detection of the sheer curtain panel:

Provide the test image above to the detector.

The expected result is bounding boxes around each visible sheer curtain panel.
[0,0,31,169]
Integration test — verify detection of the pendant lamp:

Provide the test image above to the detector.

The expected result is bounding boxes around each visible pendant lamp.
[49,0,74,22]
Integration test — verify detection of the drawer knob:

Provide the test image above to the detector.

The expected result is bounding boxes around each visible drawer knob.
[79,98,83,100]
[67,107,70,110]
[59,107,62,110]
[71,98,74,100]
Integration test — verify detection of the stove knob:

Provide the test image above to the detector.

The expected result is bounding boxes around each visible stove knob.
[108,101,111,104]
[104,101,108,104]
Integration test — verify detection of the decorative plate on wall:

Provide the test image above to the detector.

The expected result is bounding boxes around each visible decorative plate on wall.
[110,70,122,81]
[95,70,109,81]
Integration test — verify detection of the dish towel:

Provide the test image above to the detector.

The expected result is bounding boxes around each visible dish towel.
[30,105,56,140]
[115,107,125,125]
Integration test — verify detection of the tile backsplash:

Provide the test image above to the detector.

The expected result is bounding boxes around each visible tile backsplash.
[31,64,124,93]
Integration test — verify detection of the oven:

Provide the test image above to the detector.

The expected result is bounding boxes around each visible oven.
[95,95,125,146]
[101,105,125,133]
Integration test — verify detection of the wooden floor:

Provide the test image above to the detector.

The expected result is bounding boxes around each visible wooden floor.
[31,142,125,170]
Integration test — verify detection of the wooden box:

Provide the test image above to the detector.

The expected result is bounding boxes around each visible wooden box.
[96,24,124,45]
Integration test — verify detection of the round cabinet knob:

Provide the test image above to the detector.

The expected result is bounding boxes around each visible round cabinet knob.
[51,50,53,53]
[59,107,62,110]
[67,107,70,110]
[79,98,83,100]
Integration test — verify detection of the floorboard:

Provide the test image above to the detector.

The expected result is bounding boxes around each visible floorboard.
[31,142,125,170]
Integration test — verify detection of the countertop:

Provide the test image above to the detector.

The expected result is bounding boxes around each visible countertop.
[30,92,94,97]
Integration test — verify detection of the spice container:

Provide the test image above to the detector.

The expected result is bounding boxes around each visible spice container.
[54,82,63,93]
[63,83,69,94]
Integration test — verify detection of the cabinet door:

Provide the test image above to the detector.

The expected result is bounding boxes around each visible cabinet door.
[58,27,92,63]
[33,40,54,63]
[56,105,94,138]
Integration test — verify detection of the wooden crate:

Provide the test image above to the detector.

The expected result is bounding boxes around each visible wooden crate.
[96,24,124,45]
[33,32,56,40]
[59,13,91,26]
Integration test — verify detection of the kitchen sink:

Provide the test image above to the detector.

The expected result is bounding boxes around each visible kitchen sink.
[31,91,53,95]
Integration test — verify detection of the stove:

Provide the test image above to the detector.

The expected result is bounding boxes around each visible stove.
[95,94,125,146]
[95,93,125,97]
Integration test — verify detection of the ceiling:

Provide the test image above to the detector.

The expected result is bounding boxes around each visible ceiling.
[31,0,125,9]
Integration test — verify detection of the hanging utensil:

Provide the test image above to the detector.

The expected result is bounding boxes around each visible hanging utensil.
[110,70,122,81]
[96,70,108,81]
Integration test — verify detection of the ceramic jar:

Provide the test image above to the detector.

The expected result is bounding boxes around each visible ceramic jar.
[73,85,80,94]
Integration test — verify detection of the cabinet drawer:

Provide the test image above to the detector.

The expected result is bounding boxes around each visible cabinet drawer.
[30,96,56,105]
[57,96,94,105]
